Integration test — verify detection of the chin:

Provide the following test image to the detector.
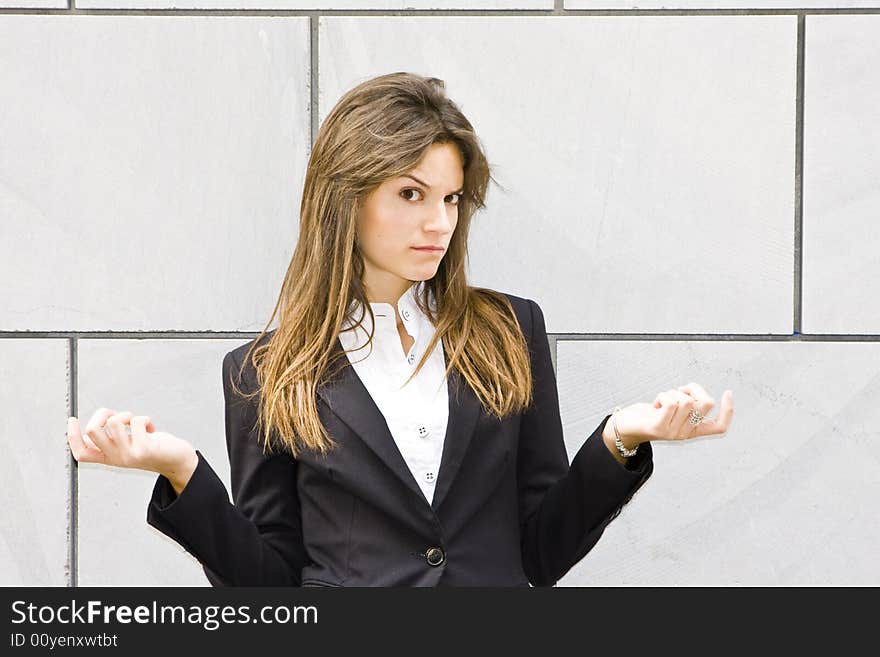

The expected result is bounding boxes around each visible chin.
[412,268,440,280]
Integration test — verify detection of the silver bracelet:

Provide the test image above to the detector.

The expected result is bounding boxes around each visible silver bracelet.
[611,406,638,458]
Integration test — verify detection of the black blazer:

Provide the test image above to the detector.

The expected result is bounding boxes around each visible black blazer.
[146,292,653,587]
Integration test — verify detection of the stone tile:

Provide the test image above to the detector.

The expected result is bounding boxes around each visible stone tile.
[77,0,550,7]
[803,16,880,334]
[567,1,880,8]
[0,16,309,331]
[0,339,69,586]
[0,1,66,8]
[555,339,880,585]
[76,338,249,586]
[321,15,797,333]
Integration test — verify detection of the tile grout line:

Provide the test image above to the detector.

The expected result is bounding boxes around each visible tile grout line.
[3,332,880,341]
[3,8,880,16]
[67,337,78,588]
[550,334,880,342]
[310,12,319,148]
[794,14,805,336]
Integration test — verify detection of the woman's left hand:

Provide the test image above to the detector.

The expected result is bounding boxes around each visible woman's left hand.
[615,383,734,446]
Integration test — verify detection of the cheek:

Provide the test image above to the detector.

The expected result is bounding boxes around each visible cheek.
[358,206,409,258]
[367,206,409,240]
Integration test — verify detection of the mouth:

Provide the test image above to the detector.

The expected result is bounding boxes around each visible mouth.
[411,246,445,252]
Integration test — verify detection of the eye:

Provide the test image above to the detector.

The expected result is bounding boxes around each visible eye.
[400,188,463,205]
[400,188,423,202]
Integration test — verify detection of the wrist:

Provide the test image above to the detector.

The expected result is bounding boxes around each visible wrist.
[602,419,627,464]
[604,408,640,459]
[164,449,199,496]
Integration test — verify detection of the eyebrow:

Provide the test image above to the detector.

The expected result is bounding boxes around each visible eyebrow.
[402,174,464,195]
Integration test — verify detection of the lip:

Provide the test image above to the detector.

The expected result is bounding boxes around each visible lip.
[411,246,445,252]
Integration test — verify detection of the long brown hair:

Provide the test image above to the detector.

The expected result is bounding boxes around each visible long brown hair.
[230,72,534,458]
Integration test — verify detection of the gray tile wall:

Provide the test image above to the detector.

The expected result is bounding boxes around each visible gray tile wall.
[75,339,242,586]
[1,3,877,587]
[568,1,880,7]
[557,340,880,585]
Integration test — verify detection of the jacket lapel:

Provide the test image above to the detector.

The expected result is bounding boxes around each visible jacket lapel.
[316,336,481,513]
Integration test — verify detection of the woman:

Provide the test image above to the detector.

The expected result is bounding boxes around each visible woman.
[66,72,734,587]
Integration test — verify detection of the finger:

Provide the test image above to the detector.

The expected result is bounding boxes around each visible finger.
[668,390,698,438]
[103,411,138,465]
[678,383,715,411]
[105,412,135,447]
[86,407,114,433]
[109,410,135,431]
[655,392,679,427]
[654,390,675,409]
[676,383,716,437]
[692,389,734,437]
[113,410,149,429]
[84,408,121,460]
[130,415,155,441]
[129,415,157,459]
[663,389,694,440]
[67,416,107,464]
[115,411,154,433]
[655,391,688,438]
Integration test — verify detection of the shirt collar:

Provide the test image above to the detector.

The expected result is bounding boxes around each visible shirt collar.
[372,280,419,321]
[342,281,434,333]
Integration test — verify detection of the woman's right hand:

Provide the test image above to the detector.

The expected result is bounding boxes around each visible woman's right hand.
[67,408,199,492]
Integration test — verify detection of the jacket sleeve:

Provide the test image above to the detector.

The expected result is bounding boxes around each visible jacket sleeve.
[517,298,653,587]
[146,349,309,586]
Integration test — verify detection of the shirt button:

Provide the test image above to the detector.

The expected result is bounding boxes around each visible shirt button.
[417,425,430,438]
[402,309,411,320]
[424,471,435,482]
[425,547,445,566]
[407,353,415,364]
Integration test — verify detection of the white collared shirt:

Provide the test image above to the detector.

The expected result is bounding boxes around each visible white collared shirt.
[338,281,449,505]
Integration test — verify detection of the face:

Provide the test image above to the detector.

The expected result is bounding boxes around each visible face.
[356,142,464,303]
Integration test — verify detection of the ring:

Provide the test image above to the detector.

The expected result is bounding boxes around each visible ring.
[687,410,704,426]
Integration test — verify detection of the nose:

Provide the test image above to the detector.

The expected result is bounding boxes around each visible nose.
[424,200,456,234]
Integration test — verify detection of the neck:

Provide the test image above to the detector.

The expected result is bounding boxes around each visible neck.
[365,280,416,306]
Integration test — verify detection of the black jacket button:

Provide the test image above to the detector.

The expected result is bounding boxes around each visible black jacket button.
[425,547,445,566]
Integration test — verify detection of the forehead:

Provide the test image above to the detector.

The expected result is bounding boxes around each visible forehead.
[402,144,465,188]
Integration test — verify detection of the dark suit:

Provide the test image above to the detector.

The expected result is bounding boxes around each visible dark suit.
[146,292,653,586]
